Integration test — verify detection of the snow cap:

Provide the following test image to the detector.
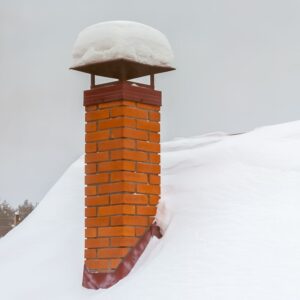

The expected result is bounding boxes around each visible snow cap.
[71,21,174,69]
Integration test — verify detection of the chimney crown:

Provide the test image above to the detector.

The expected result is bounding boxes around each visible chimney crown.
[70,21,175,80]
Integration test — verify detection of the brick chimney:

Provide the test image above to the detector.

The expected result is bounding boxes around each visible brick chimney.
[84,81,162,273]
[70,21,174,289]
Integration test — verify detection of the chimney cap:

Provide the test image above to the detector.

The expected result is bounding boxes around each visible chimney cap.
[70,21,175,80]
[70,58,175,80]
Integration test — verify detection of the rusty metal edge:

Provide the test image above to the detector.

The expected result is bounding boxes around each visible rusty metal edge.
[82,223,162,289]
[70,58,175,80]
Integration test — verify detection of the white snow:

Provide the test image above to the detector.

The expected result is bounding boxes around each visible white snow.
[71,21,174,68]
[1,121,300,299]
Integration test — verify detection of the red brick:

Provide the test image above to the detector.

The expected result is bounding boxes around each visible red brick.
[111,171,147,183]
[136,120,160,132]
[111,216,148,226]
[137,206,157,215]
[149,195,160,205]
[85,238,110,248]
[85,207,97,217]
[85,173,109,185]
[137,163,160,174]
[135,227,147,236]
[98,118,136,130]
[111,128,148,140]
[111,237,138,247]
[86,109,109,121]
[149,111,160,121]
[85,186,97,196]
[85,217,109,227]
[85,195,109,206]
[85,259,109,270]
[98,248,129,258]
[110,150,148,162]
[97,182,135,194]
[137,103,160,111]
[85,163,97,174]
[98,160,135,172]
[149,132,160,143]
[86,130,110,142]
[85,152,109,163]
[86,122,97,132]
[149,175,160,184]
[99,139,136,151]
[111,107,148,119]
[149,153,160,163]
[98,226,135,237]
[137,141,160,152]
[85,143,97,153]
[110,194,148,205]
[98,205,135,216]
[85,249,97,259]
[85,228,97,238]
[137,184,160,195]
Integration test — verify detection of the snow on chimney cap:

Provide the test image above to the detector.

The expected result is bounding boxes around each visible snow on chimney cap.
[70,21,175,80]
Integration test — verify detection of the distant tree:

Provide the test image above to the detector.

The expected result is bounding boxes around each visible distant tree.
[0,201,14,236]
[0,201,14,219]
[17,199,36,223]
[0,200,37,237]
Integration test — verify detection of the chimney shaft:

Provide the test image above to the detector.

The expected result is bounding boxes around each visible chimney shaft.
[84,81,161,274]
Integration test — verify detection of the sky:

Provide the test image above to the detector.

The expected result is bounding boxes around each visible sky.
[1,0,300,206]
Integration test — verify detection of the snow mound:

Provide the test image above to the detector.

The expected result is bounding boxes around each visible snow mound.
[1,120,300,299]
[71,21,174,68]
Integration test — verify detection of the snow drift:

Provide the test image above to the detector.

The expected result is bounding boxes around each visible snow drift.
[71,21,174,68]
[1,121,300,299]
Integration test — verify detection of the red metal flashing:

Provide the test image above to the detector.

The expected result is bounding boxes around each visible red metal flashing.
[82,223,162,289]
[84,81,161,107]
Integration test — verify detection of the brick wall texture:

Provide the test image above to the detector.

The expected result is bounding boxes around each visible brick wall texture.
[84,86,161,273]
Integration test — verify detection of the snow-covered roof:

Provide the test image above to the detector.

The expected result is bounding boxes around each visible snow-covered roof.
[1,121,300,299]
[71,21,174,69]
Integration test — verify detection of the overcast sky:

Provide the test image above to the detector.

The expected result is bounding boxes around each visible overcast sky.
[1,0,300,206]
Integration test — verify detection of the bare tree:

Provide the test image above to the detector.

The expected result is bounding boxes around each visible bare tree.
[0,201,14,236]
[0,201,14,218]
[17,199,36,223]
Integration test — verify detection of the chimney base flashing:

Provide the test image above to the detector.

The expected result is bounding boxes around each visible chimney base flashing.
[82,223,162,289]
